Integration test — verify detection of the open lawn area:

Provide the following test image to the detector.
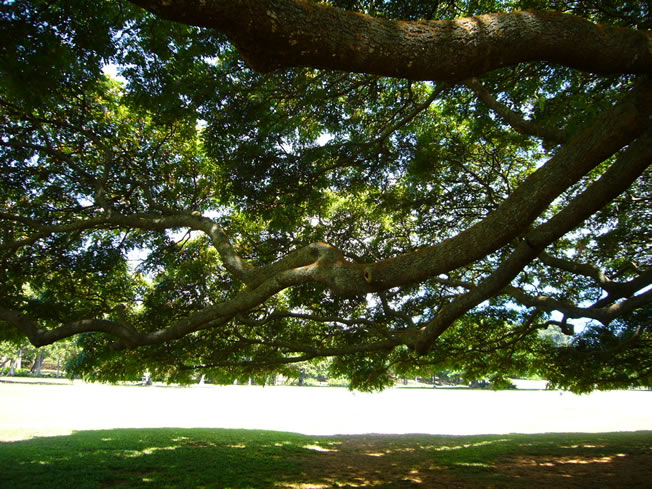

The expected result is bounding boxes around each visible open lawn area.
[1,379,651,488]
[1,427,651,488]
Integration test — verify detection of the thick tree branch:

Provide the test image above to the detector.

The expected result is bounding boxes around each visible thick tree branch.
[128,1,652,81]
[412,125,652,353]
[4,81,650,354]
[363,78,652,292]
[0,308,139,348]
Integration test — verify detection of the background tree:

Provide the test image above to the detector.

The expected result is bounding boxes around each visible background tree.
[0,0,650,391]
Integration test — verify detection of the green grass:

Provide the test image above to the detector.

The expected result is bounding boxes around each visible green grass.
[394,431,652,486]
[1,429,650,488]
[0,428,310,489]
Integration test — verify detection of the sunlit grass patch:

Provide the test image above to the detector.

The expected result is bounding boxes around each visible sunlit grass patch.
[0,428,309,489]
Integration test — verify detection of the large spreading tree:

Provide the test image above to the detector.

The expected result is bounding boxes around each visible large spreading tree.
[1,0,650,391]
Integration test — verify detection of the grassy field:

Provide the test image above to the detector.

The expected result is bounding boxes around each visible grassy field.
[1,427,650,488]
[1,379,651,487]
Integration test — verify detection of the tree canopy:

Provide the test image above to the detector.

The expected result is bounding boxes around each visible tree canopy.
[1,0,650,391]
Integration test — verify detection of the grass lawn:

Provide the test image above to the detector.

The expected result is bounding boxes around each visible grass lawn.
[1,428,651,488]
[2,380,651,487]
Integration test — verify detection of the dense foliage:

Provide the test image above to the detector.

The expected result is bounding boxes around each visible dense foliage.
[1,0,650,391]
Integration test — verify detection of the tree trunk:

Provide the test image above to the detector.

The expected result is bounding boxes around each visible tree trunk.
[31,351,44,377]
[0,356,9,376]
[15,348,22,371]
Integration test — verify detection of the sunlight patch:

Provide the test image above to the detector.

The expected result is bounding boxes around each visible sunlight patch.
[402,469,423,483]
[122,445,179,458]
[434,439,509,451]
[282,484,331,489]
[560,455,626,465]
[302,444,337,452]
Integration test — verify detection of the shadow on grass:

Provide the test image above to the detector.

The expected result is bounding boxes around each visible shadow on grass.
[1,429,650,488]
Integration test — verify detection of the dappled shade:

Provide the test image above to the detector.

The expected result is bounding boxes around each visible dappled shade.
[1,428,650,488]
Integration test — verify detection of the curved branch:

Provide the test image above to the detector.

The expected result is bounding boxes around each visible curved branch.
[4,81,650,354]
[503,287,652,325]
[0,233,350,348]
[0,216,111,254]
[464,77,567,144]
[104,213,348,290]
[538,252,611,285]
[412,124,652,353]
[538,253,652,307]
[104,212,254,282]
[362,78,652,292]
[593,269,652,308]
[0,308,139,348]
[128,1,652,81]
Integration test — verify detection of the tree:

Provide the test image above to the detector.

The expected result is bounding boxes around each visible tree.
[0,0,650,391]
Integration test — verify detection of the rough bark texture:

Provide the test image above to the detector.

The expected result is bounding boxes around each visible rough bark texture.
[128,0,652,81]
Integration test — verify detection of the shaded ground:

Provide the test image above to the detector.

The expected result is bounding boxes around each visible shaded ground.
[1,428,650,488]
[286,433,652,488]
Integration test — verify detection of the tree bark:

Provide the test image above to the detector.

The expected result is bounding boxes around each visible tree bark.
[0,356,9,376]
[128,0,651,80]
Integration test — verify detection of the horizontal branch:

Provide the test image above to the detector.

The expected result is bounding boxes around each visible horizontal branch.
[0,216,110,253]
[128,1,652,81]
[504,286,652,325]
[242,310,379,329]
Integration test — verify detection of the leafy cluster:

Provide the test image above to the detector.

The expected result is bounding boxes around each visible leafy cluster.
[0,0,650,390]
